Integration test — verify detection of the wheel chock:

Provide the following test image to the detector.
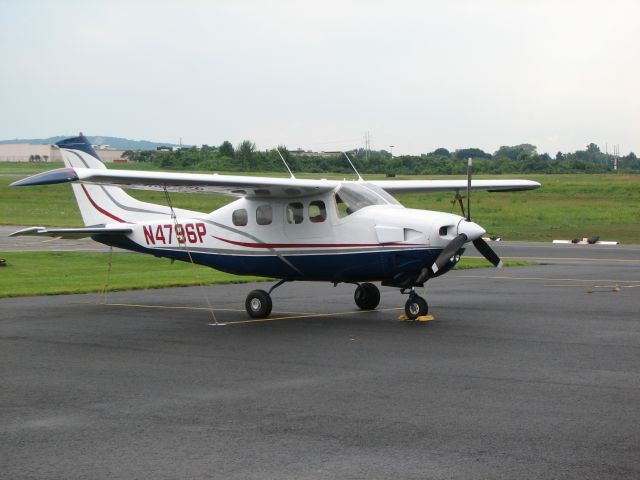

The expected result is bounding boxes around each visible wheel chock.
[396,314,435,322]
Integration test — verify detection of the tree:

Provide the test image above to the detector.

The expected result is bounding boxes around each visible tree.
[219,140,234,158]
[494,144,537,161]
[586,143,600,154]
[453,148,491,160]
[236,140,256,169]
[430,147,450,157]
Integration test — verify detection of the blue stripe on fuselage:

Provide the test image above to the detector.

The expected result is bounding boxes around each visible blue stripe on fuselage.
[93,235,455,282]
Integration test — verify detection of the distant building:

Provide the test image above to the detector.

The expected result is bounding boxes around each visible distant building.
[0,144,61,162]
[290,149,354,158]
[0,143,126,163]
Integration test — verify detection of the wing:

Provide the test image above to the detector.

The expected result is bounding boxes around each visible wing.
[11,168,340,198]
[10,226,133,239]
[369,179,541,194]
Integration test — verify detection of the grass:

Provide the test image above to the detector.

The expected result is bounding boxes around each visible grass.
[0,251,266,298]
[453,258,533,269]
[2,162,639,243]
[0,251,531,298]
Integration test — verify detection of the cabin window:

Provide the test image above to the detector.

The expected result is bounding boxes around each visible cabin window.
[308,200,326,223]
[286,202,304,224]
[232,208,248,226]
[335,194,350,218]
[335,183,401,219]
[256,204,273,225]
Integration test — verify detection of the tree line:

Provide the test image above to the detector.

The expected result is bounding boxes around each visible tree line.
[122,141,640,175]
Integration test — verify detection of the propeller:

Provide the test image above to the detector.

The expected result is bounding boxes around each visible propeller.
[431,158,503,274]
[432,233,467,274]
[473,237,503,268]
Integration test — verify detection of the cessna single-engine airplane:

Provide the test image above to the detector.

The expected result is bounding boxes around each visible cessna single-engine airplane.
[11,135,540,319]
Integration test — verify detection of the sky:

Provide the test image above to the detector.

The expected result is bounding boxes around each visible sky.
[1,0,638,155]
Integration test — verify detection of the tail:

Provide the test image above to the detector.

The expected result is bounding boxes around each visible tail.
[56,135,197,226]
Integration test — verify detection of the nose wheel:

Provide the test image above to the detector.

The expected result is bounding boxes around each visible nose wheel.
[404,292,428,320]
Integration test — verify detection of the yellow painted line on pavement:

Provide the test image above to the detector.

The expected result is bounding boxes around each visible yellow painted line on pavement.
[224,307,404,325]
[76,301,404,325]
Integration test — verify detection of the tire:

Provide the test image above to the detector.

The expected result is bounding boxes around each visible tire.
[245,290,273,318]
[354,283,381,310]
[404,295,428,320]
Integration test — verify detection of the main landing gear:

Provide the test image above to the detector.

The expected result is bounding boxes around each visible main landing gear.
[354,282,381,310]
[245,279,287,318]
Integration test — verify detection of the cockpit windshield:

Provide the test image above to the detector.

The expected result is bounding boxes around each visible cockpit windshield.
[334,182,401,217]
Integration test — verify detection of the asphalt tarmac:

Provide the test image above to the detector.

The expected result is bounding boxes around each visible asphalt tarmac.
[2,248,640,479]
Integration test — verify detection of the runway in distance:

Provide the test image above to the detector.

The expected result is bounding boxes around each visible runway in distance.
[10,135,540,319]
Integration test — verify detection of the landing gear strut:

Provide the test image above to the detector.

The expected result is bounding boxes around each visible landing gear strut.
[244,279,288,319]
[403,288,428,320]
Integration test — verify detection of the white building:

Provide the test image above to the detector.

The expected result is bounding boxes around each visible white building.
[0,144,126,163]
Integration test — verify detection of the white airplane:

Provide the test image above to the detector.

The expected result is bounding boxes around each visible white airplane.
[11,135,540,319]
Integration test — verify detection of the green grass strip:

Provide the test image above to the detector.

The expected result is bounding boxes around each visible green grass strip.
[0,251,266,298]
[454,257,534,269]
[0,251,533,298]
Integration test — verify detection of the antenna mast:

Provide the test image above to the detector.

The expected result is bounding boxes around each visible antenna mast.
[342,151,363,181]
[275,148,295,179]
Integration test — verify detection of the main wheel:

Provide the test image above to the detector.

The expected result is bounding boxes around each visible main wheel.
[245,290,273,318]
[404,295,428,320]
[354,282,381,310]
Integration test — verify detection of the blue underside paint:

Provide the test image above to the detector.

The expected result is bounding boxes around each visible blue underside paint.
[94,235,460,282]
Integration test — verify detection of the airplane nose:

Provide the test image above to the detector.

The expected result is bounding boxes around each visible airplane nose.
[457,219,486,241]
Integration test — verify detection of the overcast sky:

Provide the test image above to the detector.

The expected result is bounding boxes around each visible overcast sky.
[1,0,638,155]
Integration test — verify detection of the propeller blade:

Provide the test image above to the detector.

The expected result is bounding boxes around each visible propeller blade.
[432,233,467,274]
[473,237,503,268]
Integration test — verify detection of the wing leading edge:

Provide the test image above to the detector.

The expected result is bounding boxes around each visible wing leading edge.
[369,179,541,193]
[11,167,340,198]
[12,167,540,197]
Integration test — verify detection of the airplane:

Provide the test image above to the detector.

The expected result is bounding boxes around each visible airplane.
[10,135,540,319]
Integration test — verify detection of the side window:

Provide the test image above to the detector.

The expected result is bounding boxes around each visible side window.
[308,200,326,223]
[335,194,349,218]
[232,208,248,226]
[286,202,304,224]
[256,204,272,225]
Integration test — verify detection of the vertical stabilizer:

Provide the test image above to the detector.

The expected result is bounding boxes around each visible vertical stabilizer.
[56,135,198,226]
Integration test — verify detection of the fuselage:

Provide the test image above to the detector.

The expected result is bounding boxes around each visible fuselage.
[96,182,470,283]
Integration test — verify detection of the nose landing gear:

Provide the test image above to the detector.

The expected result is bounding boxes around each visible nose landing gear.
[403,288,429,320]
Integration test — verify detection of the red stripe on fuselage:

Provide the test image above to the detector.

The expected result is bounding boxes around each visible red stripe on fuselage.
[213,236,421,249]
[81,185,128,223]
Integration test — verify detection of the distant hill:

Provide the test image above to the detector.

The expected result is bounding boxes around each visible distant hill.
[0,136,186,150]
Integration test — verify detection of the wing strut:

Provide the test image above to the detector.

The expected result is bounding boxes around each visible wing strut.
[161,187,224,326]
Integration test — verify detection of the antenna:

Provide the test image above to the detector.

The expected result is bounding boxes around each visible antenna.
[342,151,363,181]
[275,148,295,179]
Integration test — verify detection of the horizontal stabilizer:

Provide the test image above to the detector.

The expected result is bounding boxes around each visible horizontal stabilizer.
[10,226,133,239]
